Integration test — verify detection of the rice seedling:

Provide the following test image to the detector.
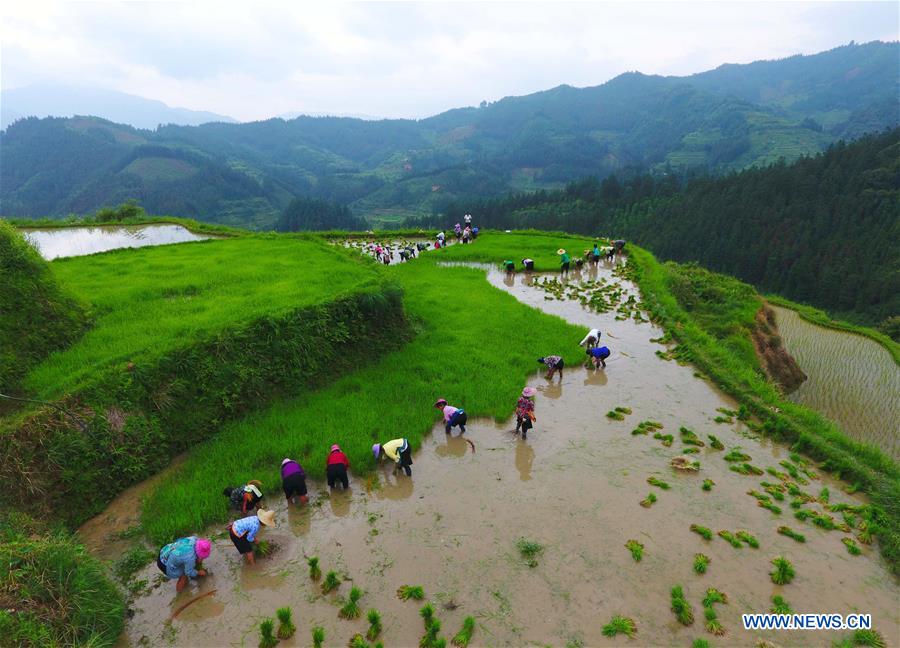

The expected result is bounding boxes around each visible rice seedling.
[777,526,806,542]
[276,607,296,640]
[847,629,886,648]
[770,556,795,585]
[366,609,383,640]
[397,585,425,600]
[692,640,711,648]
[724,449,751,462]
[842,537,862,555]
[771,595,792,614]
[615,406,633,415]
[730,463,763,476]
[841,511,859,529]
[451,616,475,647]
[420,603,436,627]
[758,501,782,515]
[312,626,325,648]
[322,570,341,594]
[704,607,725,635]
[671,457,701,471]
[601,615,637,638]
[819,487,830,503]
[339,586,364,619]
[632,420,663,435]
[647,476,670,490]
[767,467,790,480]
[639,492,657,508]
[516,538,544,567]
[736,531,759,548]
[691,524,713,540]
[654,432,674,446]
[420,618,442,648]
[253,539,275,558]
[693,553,710,574]
[717,530,742,548]
[747,490,770,502]
[779,461,808,484]
[308,556,321,581]
[349,634,371,648]
[670,585,694,625]
[707,435,724,450]
[702,479,715,491]
[606,410,626,421]
[683,447,700,454]
[713,416,732,424]
[680,427,705,447]
[702,588,728,607]
[717,407,737,417]
[625,539,644,562]
[259,618,278,648]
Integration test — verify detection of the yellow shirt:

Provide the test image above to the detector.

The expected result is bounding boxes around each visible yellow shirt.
[382,438,405,462]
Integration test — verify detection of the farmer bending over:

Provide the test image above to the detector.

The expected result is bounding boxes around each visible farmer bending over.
[223,480,263,514]
[435,398,467,433]
[515,387,537,439]
[587,345,611,368]
[281,458,308,506]
[579,328,601,349]
[228,509,275,565]
[326,444,351,489]
[373,438,413,476]
[522,258,535,271]
[157,536,211,592]
[538,355,564,380]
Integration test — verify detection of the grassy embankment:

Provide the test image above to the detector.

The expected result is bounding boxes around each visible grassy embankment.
[141,232,593,542]
[1,234,408,527]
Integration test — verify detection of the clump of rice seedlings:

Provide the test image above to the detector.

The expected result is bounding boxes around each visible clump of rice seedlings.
[693,553,710,574]
[366,609,383,640]
[819,487,830,503]
[308,556,321,581]
[736,531,759,548]
[601,615,637,638]
[654,432,674,446]
[779,461,808,484]
[420,603,436,627]
[724,449,751,462]
[717,530,742,548]
[702,588,727,607]
[747,490,770,502]
[770,556,795,585]
[683,447,700,454]
[704,607,725,635]
[680,427,705,447]
[691,524,713,540]
[349,634,371,648]
[397,585,425,600]
[771,595,792,614]
[767,466,789,480]
[717,407,737,417]
[692,640,710,648]
[625,539,644,561]
[339,586,364,619]
[253,539,275,558]
[615,406,633,415]
[451,616,475,647]
[322,570,341,594]
[842,537,862,555]
[276,607,296,640]
[671,456,701,471]
[259,618,278,648]
[707,435,724,450]
[312,626,326,648]
[606,410,626,421]
[730,463,763,476]
[809,511,837,530]
[639,492,657,508]
[713,416,733,425]
[632,420,664,435]
[420,611,441,648]
[848,629,886,648]
[777,526,806,543]
[789,498,805,510]
[758,501,782,515]
[516,538,543,567]
[702,479,715,491]
[647,476,670,490]
[670,585,694,625]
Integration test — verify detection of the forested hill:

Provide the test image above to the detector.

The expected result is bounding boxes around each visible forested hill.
[2,41,897,228]
[439,129,900,326]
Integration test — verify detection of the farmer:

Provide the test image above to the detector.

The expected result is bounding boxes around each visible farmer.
[558,249,571,275]
[326,444,351,489]
[416,242,430,252]
[464,213,472,228]
[462,226,471,244]
[373,438,413,476]
[435,398,467,434]
[606,246,615,261]
[587,345,611,368]
[472,226,479,239]
[522,258,535,272]
[515,387,537,439]
[538,354,564,380]
[591,242,601,264]
[157,536,211,592]
[222,480,264,514]
[228,509,276,565]
[454,223,462,241]
[399,248,411,262]
[437,231,446,248]
[503,259,515,273]
[614,239,626,255]
[579,328,602,348]
[280,458,308,506]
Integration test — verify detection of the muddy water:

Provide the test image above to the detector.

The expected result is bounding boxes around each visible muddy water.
[85,262,899,648]
[20,224,211,259]
[771,305,900,460]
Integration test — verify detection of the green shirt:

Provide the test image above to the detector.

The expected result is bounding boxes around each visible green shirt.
[561,253,571,263]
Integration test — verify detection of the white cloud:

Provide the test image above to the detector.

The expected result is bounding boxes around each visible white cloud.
[1,1,897,121]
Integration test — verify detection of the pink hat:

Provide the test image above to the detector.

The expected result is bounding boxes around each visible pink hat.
[330,444,341,453]
[195,538,211,560]
[434,398,447,408]
[522,387,537,397]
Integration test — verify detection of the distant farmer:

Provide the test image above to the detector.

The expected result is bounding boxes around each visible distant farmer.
[592,243,601,264]
[437,231,446,247]
[416,242,430,252]
[503,259,515,273]
[587,345,611,368]
[558,249,571,275]
[435,398,467,433]
[537,354,564,380]
[454,223,462,240]
[575,258,584,269]
[472,226,479,239]
[614,239,626,255]
[606,246,615,261]
[462,226,471,244]
[223,480,264,514]
[399,248,411,262]
[326,444,351,489]
[522,258,535,271]
[228,509,276,565]
[515,387,537,439]
[373,438,413,476]
[280,458,308,506]
[579,328,602,349]
[157,536,211,592]
[464,213,472,228]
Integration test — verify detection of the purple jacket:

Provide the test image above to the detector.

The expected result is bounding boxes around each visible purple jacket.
[281,460,305,480]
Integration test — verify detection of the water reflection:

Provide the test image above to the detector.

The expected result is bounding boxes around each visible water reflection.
[515,441,534,481]
[21,224,211,260]
[435,434,469,458]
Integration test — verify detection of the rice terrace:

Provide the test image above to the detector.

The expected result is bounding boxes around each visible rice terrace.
[1,5,899,648]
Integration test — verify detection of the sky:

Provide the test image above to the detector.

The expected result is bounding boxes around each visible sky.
[1,1,898,121]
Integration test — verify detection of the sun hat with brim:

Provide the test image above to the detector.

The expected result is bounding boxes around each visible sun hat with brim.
[257,509,276,527]
[247,479,262,488]
[522,387,537,398]
[372,443,381,459]
[194,538,211,560]
[330,444,341,453]
[281,458,292,466]
[557,249,566,255]
[434,398,447,407]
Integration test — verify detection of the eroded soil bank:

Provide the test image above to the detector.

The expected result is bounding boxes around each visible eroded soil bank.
[82,262,899,647]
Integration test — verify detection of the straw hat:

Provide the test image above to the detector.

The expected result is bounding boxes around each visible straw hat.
[194,538,211,559]
[557,248,566,255]
[257,509,276,527]
[522,387,537,398]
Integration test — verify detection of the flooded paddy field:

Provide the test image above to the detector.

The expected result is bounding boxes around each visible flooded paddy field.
[83,261,899,647]
[20,223,212,259]
[771,305,900,461]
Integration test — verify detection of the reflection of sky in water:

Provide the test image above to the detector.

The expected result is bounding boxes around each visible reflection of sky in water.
[21,224,210,260]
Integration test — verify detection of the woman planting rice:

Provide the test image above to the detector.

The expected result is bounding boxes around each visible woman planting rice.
[515,387,537,439]
[435,398,467,434]
[373,438,414,476]
[280,458,308,506]
[538,355,564,380]
[326,444,351,489]
[579,328,602,349]
[222,480,264,514]
[587,345,612,368]
[228,509,276,565]
[157,536,211,592]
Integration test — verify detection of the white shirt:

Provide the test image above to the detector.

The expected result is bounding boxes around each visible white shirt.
[437,232,445,241]
[464,215,472,224]
[580,328,601,346]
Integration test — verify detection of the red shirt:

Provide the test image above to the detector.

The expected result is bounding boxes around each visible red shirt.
[327,450,350,468]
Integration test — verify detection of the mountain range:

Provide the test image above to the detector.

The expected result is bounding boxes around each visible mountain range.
[1,41,897,228]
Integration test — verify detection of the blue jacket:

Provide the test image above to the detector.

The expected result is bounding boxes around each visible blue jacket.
[160,536,199,579]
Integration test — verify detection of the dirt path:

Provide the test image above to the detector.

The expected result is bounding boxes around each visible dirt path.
[84,262,899,647]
